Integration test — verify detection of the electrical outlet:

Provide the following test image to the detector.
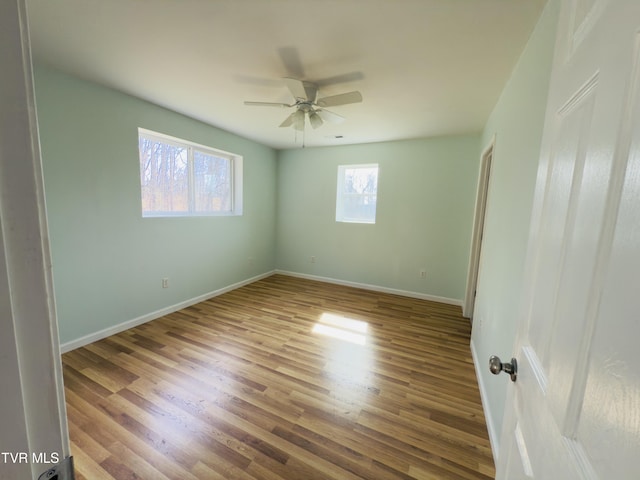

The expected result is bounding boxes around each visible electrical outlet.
[311,256,316,263]
[248,257,254,266]
[162,277,169,288]
[419,269,426,279]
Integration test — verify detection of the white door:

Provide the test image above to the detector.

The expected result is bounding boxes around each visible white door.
[495,0,640,478]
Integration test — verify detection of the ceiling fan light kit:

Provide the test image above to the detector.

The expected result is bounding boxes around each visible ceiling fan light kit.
[292,110,305,131]
[308,111,323,129]
[244,77,362,133]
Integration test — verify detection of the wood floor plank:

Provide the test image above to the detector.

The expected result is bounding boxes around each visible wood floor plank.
[63,274,495,479]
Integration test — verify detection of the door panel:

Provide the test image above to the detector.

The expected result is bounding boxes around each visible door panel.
[577,40,640,477]
[527,78,596,364]
[546,79,605,433]
[503,423,534,479]
[497,1,640,478]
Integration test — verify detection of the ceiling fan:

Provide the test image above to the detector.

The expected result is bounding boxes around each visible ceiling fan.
[244,78,362,131]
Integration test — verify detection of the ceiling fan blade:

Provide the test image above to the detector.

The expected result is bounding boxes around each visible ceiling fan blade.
[279,113,295,127]
[244,101,292,108]
[284,78,310,101]
[304,83,318,103]
[278,46,305,79]
[316,71,364,87]
[280,110,306,131]
[316,91,363,108]
[316,109,345,124]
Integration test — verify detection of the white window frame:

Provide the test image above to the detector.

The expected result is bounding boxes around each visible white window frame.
[138,128,243,217]
[336,163,379,224]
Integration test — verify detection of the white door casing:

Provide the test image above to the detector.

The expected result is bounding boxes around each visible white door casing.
[496,0,640,478]
[463,137,494,320]
[0,0,69,478]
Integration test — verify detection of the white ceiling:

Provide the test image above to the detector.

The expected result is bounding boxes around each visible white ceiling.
[26,0,547,150]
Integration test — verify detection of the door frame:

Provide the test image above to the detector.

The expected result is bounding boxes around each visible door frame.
[463,136,495,319]
[0,0,70,478]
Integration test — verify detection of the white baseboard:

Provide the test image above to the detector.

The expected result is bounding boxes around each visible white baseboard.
[59,271,275,353]
[470,338,500,461]
[61,269,463,353]
[275,270,463,307]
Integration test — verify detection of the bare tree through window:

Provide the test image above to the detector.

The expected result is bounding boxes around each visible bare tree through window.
[138,129,239,217]
[336,164,379,223]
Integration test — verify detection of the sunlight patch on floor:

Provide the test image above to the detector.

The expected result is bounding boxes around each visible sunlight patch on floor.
[312,313,368,345]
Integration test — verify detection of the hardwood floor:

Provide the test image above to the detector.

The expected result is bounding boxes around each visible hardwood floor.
[62,274,495,479]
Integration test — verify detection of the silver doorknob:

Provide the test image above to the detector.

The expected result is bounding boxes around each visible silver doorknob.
[489,355,517,382]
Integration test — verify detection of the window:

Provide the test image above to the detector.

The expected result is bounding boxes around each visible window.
[138,128,242,217]
[336,164,379,224]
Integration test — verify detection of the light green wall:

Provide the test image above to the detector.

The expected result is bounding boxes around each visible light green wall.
[472,0,560,452]
[35,65,479,347]
[34,65,278,345]
[276,136,480,301]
